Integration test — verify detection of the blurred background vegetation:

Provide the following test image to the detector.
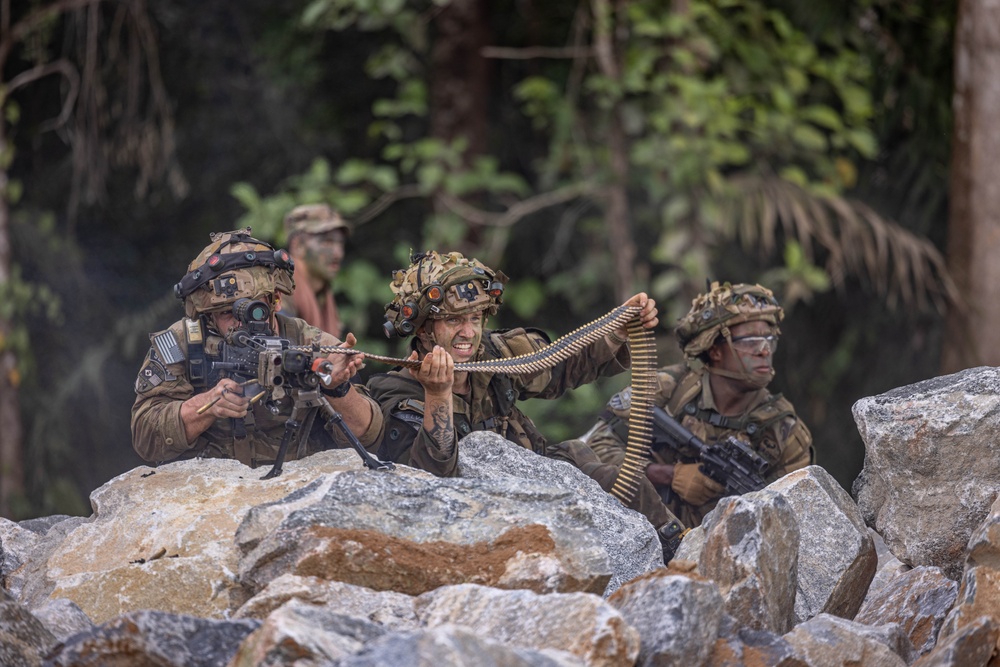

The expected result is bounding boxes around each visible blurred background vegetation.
[2,0,961,518]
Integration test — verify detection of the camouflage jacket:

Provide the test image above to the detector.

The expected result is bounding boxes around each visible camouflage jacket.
[131,313,383,467]
[366,327,631,477]
[585,362,813,527]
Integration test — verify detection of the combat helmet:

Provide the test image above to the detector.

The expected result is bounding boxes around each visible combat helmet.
[383,250,508,338]
[174,228,295,319]
[675,281,783,360]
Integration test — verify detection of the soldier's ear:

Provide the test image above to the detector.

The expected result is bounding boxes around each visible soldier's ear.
[273,293,282,312]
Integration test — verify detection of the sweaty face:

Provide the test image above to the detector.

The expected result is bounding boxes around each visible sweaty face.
[420,311,485,363]
[297,230,346,282]
[709,320,778,387]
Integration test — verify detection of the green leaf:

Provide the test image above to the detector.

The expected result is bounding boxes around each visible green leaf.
[791,124,828,152]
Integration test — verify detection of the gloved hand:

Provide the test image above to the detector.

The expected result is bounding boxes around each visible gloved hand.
[671,462,725,506]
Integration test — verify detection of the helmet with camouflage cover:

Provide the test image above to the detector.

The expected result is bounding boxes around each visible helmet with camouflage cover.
[174,228,296,319]
[283,204,350,240]
[383,250,508,338]
[675,281,783,360]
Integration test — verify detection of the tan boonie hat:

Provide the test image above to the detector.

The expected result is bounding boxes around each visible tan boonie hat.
[283,204,351,237]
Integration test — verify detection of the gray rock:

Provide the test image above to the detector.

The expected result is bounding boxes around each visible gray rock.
[855,566,957,657]
[414,583,639,667]
[852,367,1000,579]
[710,616,805,666]
[457,431,661,595]
[233,573,418,630]
[229,599,387,666]
[939,493,1000,641]
[698,490,800,633]
[769,466,877,623]
[783,613,909,666]
[45,609,259,667]
[238,470,613,597]
[607,571,725,667]
[0,588,58,666]
[30,597,93,643]
[912,616,998,667]
[339,624,586,666]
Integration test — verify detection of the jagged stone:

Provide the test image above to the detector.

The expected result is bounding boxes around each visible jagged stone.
[783,613,910,666]
[228,599,387,666]
[30,597,93,643]
[697,490,800,633]
[45,609,259,667]
[414,583,639,667]
[855,566,957,657]
[709,615,806,667]
[866,528,913,601]
[674,525,706,562]
[852,368,1000,579]
[32,451,368,623]
[912,616,998,667]
[939,494,1000,644]
[237,470,612,597]
[0,515,88,606]
[233,573,418,630]
[0,588,57,666]
[338,624,586,666]
[606,570,724,667]
[456,431,661,594]
[768,465,877,624]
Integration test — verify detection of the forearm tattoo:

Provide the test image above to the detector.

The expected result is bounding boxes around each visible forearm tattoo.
[426,404,456,457]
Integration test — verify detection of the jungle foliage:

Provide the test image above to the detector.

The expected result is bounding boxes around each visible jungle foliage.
[5,0,956,517]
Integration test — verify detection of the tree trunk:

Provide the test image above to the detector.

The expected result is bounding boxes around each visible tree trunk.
[0,126,26,518]
[940,0,1000,373]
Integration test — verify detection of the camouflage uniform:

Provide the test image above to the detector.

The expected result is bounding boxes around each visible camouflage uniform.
[131,228,383,467]
[132,313,384,467]
[585,281,813,528]
[367,250,682,533]
[586,362,813,528]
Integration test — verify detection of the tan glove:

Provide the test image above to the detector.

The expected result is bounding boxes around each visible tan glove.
[671,462,726,506]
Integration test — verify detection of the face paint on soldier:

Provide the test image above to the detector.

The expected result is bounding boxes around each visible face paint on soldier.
[709,320,777,387]
[297,230,346,283]
[420,311,485,363]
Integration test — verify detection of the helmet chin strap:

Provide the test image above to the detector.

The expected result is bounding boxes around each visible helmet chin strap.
[707,331,774,389]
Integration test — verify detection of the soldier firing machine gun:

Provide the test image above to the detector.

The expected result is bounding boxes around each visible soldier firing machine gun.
[651,404,770,497]
[198,297,394,479]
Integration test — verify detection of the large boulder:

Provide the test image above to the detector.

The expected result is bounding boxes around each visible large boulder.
[414,583,640,667]
[768,465,877,623]
[852,367,1000,579]
[456,431,662,594]
[696,490,800,634]
[236,469,614,597]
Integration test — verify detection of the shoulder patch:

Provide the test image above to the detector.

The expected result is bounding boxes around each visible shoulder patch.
[135,357,168,394]
[152,329,184,365]
[609,386,632,411]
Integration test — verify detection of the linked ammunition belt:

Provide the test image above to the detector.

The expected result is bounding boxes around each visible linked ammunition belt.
[288,304,655,505]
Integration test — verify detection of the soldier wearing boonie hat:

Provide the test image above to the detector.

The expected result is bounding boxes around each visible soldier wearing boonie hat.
[583,281,813,529]
[282,204,351,337]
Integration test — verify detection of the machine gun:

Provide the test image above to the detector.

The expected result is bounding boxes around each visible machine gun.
[651,405,769,497]
[202,298,393,479]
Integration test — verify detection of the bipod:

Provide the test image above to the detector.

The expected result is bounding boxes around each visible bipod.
[262,388,394,479]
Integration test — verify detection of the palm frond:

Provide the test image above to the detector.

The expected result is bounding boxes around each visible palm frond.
[722,175,960,314]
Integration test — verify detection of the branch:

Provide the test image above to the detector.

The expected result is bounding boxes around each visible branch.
[480,45,595,60]
[350,184,425,227]
[435,180,605,228]
[6,60,80,132]
[0,0,103,67]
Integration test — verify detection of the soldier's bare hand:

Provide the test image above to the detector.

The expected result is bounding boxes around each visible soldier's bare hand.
[202,378,248,418]
[323,332,364,387]
[410,347,454,398]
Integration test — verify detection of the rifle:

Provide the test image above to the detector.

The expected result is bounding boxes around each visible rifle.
[651,404,770,497]
[201,298,394,478]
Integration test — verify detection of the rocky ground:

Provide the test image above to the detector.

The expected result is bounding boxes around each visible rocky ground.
[4,366,1000,666]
